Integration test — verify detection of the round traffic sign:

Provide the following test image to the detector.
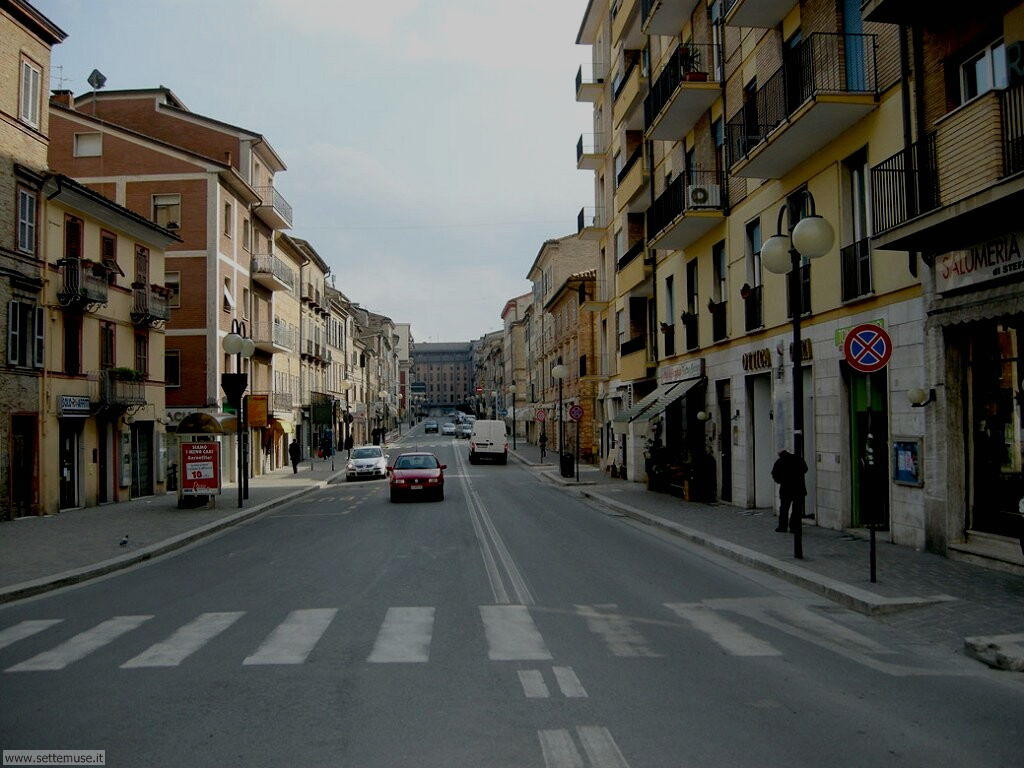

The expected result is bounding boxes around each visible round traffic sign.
[535,409,547,422]
[843,323,892,374]
[475,386,484,394]
[568,404,584,422]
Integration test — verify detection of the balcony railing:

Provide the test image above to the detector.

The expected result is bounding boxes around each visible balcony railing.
[274,322,295,350]
[131,284,170,326]
[577,206,605,235]
[576,63,606,100]
[785,263,812,318]
[840,239,873,301]
[644,43,721,136]
[57,258,108,308]
[616,145,643,188]
[620,336,647,356]
[710,300,728,342]
[870,134,939,234]
[1003,84,1024,176]
[302,283,322,307]
[253,185,293,229]
[743,284,763,332]
[617,239,645,271]
[647,169,726,248]
[251,254,296,291]
[273,391,292,411]
[97,369,145,407]
[726,33,877,170]
[612,58,638,102]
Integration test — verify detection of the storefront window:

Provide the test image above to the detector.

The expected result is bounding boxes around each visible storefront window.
[969,321,1024,537]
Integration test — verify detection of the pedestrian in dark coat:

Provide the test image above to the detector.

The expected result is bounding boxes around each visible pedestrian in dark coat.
[771,449,808,532]
[288,439,301,474]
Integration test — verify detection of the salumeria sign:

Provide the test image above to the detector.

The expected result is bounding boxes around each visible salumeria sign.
[936,231,1024,293]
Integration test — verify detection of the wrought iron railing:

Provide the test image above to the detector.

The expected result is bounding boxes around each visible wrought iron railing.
[98,369,145,407]
[274,322,295,350]
[870,133,939,234]
[251,254,296,290]
[131,284,170,325]
[647,169,726,241]
[644,43,721,128]
[743,285,762,332]
[273,391,292,411]
[58,258,108,307]
[841,239,873,301]
[253,185,293,227]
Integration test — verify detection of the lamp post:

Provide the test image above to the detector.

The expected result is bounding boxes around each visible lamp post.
[761,190,834,560]
[551,364,567,456]
[221,320,255,508]
[397,392,404,436]
[509,384,517,450]
[379,389,389,443]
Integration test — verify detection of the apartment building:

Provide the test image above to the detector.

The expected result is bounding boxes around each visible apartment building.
[325,285,355,449]
[47,86,294,486]
[395,322,413,424]
[41,175,178,513]
[501,292,531,439]
[473,330,505,417]
[0,0,66,518]
[291,237,330,456]
[863,0,1024,566]
[575,1,931,541]
[411,342,474,409]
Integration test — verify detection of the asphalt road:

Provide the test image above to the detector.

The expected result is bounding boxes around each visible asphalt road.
[1,421,1021,767]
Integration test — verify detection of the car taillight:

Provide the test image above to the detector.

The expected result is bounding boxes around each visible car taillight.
[470,442,476,450]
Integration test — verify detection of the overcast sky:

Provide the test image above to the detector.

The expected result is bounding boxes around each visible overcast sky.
[39,0,593,342]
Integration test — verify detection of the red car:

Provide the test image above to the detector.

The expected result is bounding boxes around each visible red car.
[388,452,446,502]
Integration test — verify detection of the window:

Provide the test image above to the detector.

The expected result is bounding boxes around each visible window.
[19,58,41,128]
[65,216,83,261]
[73,132,102,157]
[100,231,117,283]
[64,314,82,376]
[242,288,250,320]
[664,276,675,324]
[686,260,698,314]
[746,218,762,286]
[243,219,251,251]
[712,241,727,302]
[165,350,180,386]
[616,309,625,348]
[223,201,232,236]
[100,322,116,369]
[165,272,181,307]
[7,301,43,368]
[16,188,36,255]
[135,332,149,376]
[152,194,181,230]
[223,277,234,312]
[959,40,1007,104]
[613,151,623,185]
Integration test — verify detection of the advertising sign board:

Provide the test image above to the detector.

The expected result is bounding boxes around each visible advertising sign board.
[181,442,221,495]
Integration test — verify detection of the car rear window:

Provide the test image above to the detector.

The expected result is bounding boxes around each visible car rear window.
[351,448,382,459]
[395,455,438,469]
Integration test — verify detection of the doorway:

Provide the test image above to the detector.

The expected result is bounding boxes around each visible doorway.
[718,380,732,502]
[59,420,81,509]
[848,369,889,528]
[802,367,816,520]
[130,422,154,498]
[749,373,774,507]
[10,414,37,517]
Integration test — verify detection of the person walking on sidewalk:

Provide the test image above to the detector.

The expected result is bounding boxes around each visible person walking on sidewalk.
[288,439,301,474]
[538,431,548,461]
[771,448,807,532]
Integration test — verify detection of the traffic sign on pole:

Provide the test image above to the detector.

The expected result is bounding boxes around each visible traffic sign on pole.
[535,409,546,422]
[568,404,584,422]
[475,386,484,395]
[843,323,892,374]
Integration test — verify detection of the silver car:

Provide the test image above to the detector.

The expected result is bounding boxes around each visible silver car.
[345,445,388,480]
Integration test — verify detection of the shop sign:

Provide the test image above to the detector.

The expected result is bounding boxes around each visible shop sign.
[788,338,813,363]
[892,437,924,487]
[657,358,704,385]
[936,231,1024,293]
[180,441,221,495]
[120,431,131,488]
[742,348,772,372]
[835,318,884,348]
[247,395,269,428]
[58,395,91,417]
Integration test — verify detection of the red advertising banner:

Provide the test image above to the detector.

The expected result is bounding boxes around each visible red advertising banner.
[180,441,221,495]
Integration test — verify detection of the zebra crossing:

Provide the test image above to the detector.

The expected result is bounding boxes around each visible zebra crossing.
[0,597,898,674]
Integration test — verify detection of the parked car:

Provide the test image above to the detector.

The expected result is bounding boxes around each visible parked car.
[456,423,473,439]
[469,420,508,464]
[441,422,456,436]
[345,445,388,481]
[388,452,446,502]
[424,421,439,433]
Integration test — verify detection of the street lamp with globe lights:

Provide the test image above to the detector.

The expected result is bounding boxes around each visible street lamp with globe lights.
[221,320,255,508]
[551,363,568,455]
[761,191,834,559]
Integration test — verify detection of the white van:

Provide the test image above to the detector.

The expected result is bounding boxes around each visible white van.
[468,420,508,464]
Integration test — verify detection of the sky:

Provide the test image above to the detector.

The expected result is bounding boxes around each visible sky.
[38,0,594,342]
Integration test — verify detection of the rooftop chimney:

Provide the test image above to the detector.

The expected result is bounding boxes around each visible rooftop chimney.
[50,89,73,108]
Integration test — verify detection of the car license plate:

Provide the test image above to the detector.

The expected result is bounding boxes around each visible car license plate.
[410,485,423,490]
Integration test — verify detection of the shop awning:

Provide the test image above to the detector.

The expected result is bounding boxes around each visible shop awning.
[271,418,293,434]
[612,377,704,424]
[172,411,237,435]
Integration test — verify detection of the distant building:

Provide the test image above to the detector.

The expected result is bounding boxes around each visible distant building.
[411,342,474,409]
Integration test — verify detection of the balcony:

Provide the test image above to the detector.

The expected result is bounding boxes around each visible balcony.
[723,0,795,29]
[871,85,1024,252]
[304,338,327,363]
[57,258,108,310]
[580,279,612,311]
[253,185,293,230]
[612,60,646,131]
[743,284,763,332]
[251,254,295,292]
[575,63,606,102]
[131,284,171,326]
[272,391,292,412]
[577,207,606,240]
[619,337,651,381]
[641,0,701,36]
[645,44,721,141]
[615,146,649,212]
[611,0,644,49]
[617,243,650,293]
[583,352,615,381]
[726,33,877,179]
[577,134,605,171]
[840,239,873,302]
[647,169,727,251]
[301,282,322,309]
[252,320,295,353]
[710,300,728,342]
[97,369,145,408]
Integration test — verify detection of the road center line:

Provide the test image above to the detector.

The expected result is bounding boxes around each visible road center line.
[480,605,552,661]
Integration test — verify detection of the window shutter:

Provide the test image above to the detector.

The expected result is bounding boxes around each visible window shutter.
[7,301,20,365]
[20,63,31,122]
[30,66,40,125]
[33,305,44,368]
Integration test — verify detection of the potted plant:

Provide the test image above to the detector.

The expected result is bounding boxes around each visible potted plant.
[680,44,708,82]
[680,310,697,325]
[109,366,144,382]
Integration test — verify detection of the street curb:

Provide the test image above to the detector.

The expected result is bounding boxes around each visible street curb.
[963,633,1024,671]
[0,471,344,605]
[576,488,957,617]
[540,470,598,486]
[509,449,553,468]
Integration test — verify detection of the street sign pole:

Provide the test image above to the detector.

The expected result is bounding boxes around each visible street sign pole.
[575,421,580,483]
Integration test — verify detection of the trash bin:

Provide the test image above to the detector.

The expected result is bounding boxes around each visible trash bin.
[560,452,575,478]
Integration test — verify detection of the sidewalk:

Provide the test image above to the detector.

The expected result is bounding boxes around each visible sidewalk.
[509,441,555,467]
[0,461,341,602]
[532,459,1024,666]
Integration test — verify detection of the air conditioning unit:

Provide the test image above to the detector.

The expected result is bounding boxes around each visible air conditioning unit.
[686,184,721,209]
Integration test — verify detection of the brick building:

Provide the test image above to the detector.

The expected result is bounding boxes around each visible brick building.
[411,342,474,409]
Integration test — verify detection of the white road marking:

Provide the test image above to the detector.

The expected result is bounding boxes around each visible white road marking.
[576,726,631,768]
[553,665,588,698]
[242,608,336,665]
[518,669,550,698]
[6,616,152,672]
[538,729,584,768]
[0,620,62,651]
[665,603,781,657]
[367,607,434,663]
[480,605,552,661]
[121,612,244,668]
[576,604,661,657]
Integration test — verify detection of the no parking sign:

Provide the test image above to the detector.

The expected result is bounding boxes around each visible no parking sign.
[843,323,892,374]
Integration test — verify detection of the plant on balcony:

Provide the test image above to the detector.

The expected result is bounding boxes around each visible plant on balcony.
[740,283,752,300]
[109,366,144,382]
[680,310,697,324]
[680,44,708,82]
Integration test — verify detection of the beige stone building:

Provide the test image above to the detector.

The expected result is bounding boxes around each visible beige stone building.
[501,292,531,439]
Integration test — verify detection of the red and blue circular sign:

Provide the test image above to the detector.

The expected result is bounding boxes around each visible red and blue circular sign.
[843,323,892,374]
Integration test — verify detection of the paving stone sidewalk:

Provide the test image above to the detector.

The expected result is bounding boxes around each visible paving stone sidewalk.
[0,461,341,594]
